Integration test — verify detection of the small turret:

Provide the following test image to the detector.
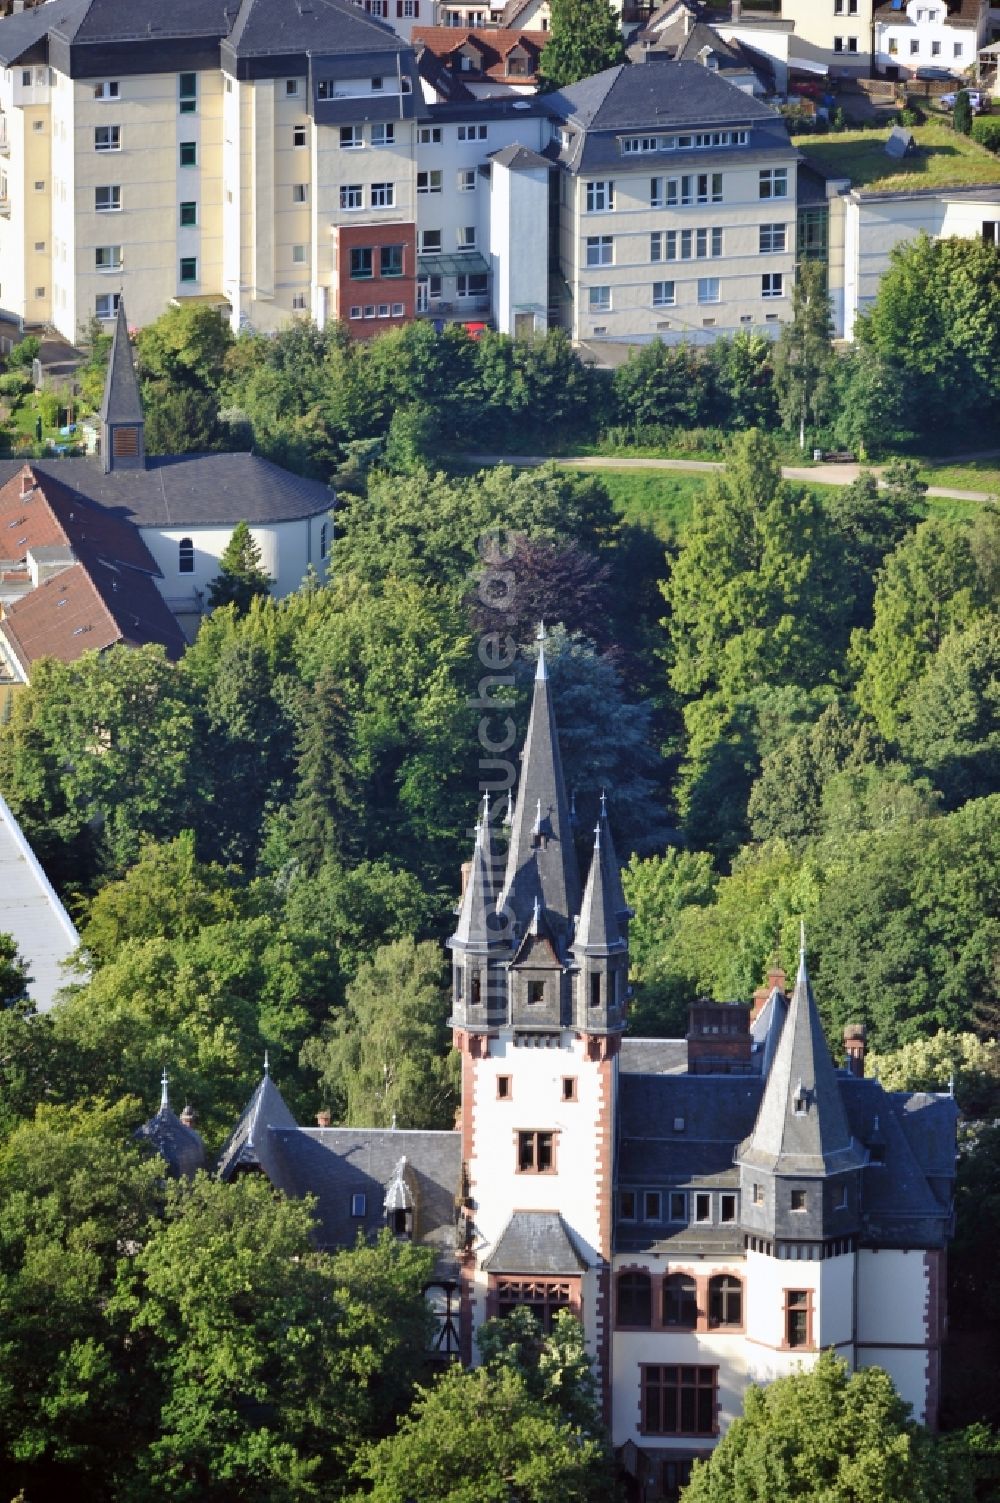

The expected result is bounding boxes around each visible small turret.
[134,1068,205,1179]
[99,298,145,474]
[573,823,627,1033]
[449,798,509,1030]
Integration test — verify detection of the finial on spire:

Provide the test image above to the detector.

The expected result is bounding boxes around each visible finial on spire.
[535,622,547,682]
[531,895,541,935]
[600,788,608,817]
[570,789,577,824]
[263,1050,270,1077]
[504,789,514,827]
[160,1067,169,1110]
[799,918,806,965]
[532,797,542,835]
[593,821,602,848]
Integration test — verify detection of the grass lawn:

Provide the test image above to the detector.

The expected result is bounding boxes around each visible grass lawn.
[917,459,1000,496]
[793,120,1000,192]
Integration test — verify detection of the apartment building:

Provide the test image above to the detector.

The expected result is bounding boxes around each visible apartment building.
[548,62,799,343]
[874,0,987,80]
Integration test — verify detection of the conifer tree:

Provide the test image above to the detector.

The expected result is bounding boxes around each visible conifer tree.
[539,0,625,90]
[206,521,271,613]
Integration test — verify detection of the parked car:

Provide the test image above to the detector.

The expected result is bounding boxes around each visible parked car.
[940,89,983,111]
[914,66,957,82]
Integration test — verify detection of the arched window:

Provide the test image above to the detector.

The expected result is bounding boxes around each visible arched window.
[319,521,329,560]
[708,1274,742,1328]
[178,537,194,574]
[663,1273,697,1328]
[616,1271,652,1327]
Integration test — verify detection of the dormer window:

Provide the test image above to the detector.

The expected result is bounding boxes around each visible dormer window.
[793,1080,808,1115]
[528,980,545,1005]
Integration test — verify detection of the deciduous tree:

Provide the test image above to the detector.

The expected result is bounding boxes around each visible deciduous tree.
[772,260,837,448]
[539,0,624,91]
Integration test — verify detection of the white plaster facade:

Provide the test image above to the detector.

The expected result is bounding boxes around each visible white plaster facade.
[139,513,330,622]
[489,149,550,335]
[875,0,986,78]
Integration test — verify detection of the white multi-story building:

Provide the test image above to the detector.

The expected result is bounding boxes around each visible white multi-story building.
[874,0,987,80]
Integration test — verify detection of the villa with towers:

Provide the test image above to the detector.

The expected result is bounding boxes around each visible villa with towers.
[216,634,958,1502]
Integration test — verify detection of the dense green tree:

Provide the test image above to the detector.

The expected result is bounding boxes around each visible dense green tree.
[852,517,989,740]
[475,1307,608,1442]
[747,702,883,843]
[954,88,973,135]
[825,459,925,635]
[0,932,30,1005]
[113,1179,434,1502]
[351,1359,615,1503]
[538,0,624,90]
[477,329,598,447]
[866,1031,1000,1119]
[136,303,233,455]
[898,614,1000,806]
[812,795,1000,1045]
[856,233,1000,430]
[683,1352,953,1503]
[0,1101,162,1500]
[280,859,439,985]
[622,848,717,1034]
[207,521,273,614]
[707,331,777,430]
[300,937,457,1130]
[772,259,837,448]
[271,664,359,875]
[832,345,914,459]
[612,341,711,431]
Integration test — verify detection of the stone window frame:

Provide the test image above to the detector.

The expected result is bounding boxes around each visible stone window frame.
[638,1363,719,1438]
[613,1265,745,1335]
[783,1287,814,1349]
[514,1128,558,1174]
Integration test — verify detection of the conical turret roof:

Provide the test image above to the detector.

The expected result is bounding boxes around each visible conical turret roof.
[575,824,624,956]
[451,803,504,954]
[100,299,143,426]
[738,941,864,1177]
[499,633,580,943]
[599,793,632,924]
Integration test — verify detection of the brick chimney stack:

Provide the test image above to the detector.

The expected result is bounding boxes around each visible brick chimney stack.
[751,964,787,1023]
[844,1023,867,1078]
[316,1108,332,1127]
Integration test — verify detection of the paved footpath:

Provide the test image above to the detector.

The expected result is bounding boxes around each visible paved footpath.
[463,452,999,503]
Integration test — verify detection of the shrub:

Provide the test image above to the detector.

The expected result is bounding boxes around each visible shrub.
[6,336,40,371]
[0,371,30,400]
[954,89,973,136]
[36,389,61,429]
[972,115,1000,151]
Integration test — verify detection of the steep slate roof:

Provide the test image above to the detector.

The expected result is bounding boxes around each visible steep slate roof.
[50,0,230,44]
[100,302,143,427]
[599,798,631,925]
[0,790,81,1012]
[0,456,334,528]
[135,1082,206,1180]
[498,638,581,944]
[574,825,623,955]
[737,952,866,1178]
[483,1210,589,1273]
[0,0,88,65]
[450,806,502,953]
[490,142,551,170]
[227,0,399,57]
[217,1071,300,1182]
[619,1038,688,1075]
[0,465,155,575]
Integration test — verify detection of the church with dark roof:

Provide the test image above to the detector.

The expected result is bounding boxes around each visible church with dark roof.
[216,634,958,1502]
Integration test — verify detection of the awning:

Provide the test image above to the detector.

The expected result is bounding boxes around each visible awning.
[417,252,490,277]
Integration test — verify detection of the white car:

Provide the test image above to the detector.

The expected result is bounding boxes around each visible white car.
[940,89,983,112]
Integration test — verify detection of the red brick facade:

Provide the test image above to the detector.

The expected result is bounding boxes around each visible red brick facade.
[333,221,416,339]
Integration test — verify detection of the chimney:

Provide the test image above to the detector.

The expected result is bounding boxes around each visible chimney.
[180,1104,196,1127]
[683,6,692,35]
[731,0,742,19]
[844,1024,867,1078]
[751,963,787,1023]
[316,1108,332,1127]
[20,467,35,498]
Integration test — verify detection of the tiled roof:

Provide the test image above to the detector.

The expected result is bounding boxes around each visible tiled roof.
[414,25,546,81]
[0,455,334,528]
[0,465,159,574]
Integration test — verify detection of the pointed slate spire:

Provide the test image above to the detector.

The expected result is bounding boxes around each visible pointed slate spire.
[599,791,632,925]
[451,810,502,955]
[575,823,624,956]
[738,939,863,1177]
[498,630,581,945]
[99,298,145,474]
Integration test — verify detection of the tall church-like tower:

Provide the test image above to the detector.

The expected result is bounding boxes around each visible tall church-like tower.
[449,635,627,1405]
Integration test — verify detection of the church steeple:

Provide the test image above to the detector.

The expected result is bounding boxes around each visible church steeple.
[99,298,145,474]
[498,627,581,950]
[737,932,865,1245]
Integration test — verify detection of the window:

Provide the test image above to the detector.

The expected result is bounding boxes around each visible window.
[370,182,395,208]
[458,225,475,248]
[697,278,720,305]
[759,168,788,200]
[340,126,363,149]
[179,201,197,226]
[517,1130,555,1173]
[95,185,121,212]
[417,170,442,193]
[293,124,307,147]
[179,141,197,167]
[642,1365,717,1435]
[762,272,784,299]
[95,245,122,271]
[179,256,198,283]
[350,247,374,279]
[495,1278,572,1334]
[21,69,30,86]
[95,292,120,320]
[371,75,384,91]
[340,184,363,210]
[317,80,333,99]
[497,1074,512,1100]
[753,1182,764,1205]
[179,72,197,113]
[617,1271,652,1327]
[663,1274,698,1328]
[562,1076,577,1102]
[33,180,44,191]
[759,222,786,254]
[459,168,476,191]
[391,301,404,316]
[834,35,859,53]
[834,1183,849,1210]
[586,180,613,212]
[371,122,395,146]
[709,1275,742,1328]
[456,272,488,297]
[33,286,45,299]
[696,227,723,258]
[910,39,919,54]
[349,306,363,320]
[527,979,545,1004]
[419,229,442,254]
[791,1189,807,1211]
[94,124,120,151]
[380,243,403,277]
[931,39,941,56]
[888,37,899,54]
[286,78,301,96]
[586,235,613,266]
[620,1190,637,1220]
[693,1192,711,1223]
[954,41,964,58]
[668,1191,686,1221]
[293,183,307,203]
[720,1193,736,1223]
[292,294,307,311]
[351,1193,367,1217]
[377,303,390,318]
[419,126,442,143]
[590,973,601,1007]
[785,1289,811,1348]
[178,537,194,574]
[292,244,307,264]
[589,286,611,312]
[644,1192,661,1221]
[458,123,487,141]
[650,176,666,208]
[94,81,120,100]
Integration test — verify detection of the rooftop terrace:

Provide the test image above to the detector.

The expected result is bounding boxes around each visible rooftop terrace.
[795,120,1000,193]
